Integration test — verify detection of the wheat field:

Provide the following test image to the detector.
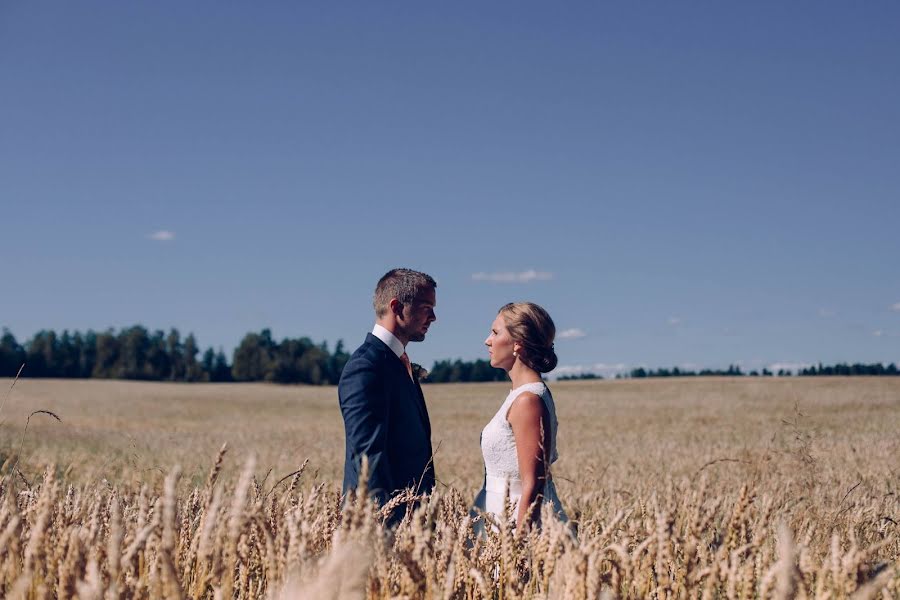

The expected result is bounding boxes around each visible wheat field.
[0,376,897,598]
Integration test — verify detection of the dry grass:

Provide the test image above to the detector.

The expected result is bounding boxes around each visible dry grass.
[0,376,897,598]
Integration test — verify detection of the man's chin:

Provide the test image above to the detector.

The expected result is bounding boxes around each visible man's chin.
[409,332,426,343]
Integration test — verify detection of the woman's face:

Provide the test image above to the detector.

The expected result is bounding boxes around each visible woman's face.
[485,312,517,370]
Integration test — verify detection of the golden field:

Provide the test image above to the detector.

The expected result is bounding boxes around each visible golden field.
[0,376,897,598]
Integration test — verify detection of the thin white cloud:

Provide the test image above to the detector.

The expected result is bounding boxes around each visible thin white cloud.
[472,269,553,283]
[873,330,884,337]
[890,302,900,313]
[148,230,175,242]
[558,328,586,340]
[667,317,682,326]
[818,308,836,318]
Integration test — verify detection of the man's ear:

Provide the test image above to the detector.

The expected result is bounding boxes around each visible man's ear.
[389,298,404,317]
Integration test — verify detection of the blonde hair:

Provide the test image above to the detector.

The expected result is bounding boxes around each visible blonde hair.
[499,302,558,373]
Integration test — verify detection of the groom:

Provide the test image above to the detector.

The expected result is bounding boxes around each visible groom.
[339,268,437,522]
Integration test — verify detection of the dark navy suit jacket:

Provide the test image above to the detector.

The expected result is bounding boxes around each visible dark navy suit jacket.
[338,333,435,519]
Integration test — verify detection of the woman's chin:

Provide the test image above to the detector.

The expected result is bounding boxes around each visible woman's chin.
[490,358,511,371]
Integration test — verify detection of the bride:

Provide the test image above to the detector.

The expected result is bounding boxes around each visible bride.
[473,302,568,531]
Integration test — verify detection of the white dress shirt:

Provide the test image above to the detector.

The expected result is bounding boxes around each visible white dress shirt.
[372,324,405,359]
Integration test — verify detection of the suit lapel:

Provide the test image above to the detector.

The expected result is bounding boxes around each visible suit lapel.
[368,334,431,433]
[395,356,430,432]
[413,379,431,437]
[365,333,391,361]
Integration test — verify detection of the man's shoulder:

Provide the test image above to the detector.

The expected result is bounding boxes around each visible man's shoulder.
[340,336,390,380]
[350,335,390,363]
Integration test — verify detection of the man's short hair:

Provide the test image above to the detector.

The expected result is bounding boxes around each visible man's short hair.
[373,268,437,318]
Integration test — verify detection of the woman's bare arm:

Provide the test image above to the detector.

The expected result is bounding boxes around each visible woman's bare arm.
[507,391,551,528]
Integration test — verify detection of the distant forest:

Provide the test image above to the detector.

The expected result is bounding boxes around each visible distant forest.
[0,327,344,384]
[1,327,897,384]
[560,363,900,380]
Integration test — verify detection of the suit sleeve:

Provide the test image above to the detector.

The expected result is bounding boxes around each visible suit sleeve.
[339,356,393,505]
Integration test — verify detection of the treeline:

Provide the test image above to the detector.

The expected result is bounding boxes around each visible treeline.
[553,366,752,380]
[795,362,899,376]
[230,329,349,384]
[424,359,506,383]
[605,363,899,379]
[4,327,897,384]
[0,327,349,385]
[628,365,754,378]
[558,373,602,381]
[625,363,899,378]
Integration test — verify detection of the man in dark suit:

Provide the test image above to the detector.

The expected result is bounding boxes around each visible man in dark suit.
[338,268,437,522]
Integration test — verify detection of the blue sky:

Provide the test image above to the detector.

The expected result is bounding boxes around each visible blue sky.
[1,2,899,376]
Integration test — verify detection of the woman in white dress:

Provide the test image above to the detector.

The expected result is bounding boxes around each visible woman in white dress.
[473,302,567,531]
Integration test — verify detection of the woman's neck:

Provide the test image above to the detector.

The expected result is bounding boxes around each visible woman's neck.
[508,361,542,389]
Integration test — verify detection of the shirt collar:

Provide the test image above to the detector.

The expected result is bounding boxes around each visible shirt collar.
[372,324,405,359]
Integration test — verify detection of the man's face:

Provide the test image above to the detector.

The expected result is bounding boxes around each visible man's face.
[400,287,437,343]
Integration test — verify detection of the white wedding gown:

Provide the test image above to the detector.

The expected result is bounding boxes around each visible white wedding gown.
[473,381,568,531]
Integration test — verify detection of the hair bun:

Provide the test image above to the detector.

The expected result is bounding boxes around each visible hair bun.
[534,347,558,374]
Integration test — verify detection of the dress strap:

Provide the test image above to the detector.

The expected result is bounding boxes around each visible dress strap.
[511,381,547,397]
[503,381,548,418]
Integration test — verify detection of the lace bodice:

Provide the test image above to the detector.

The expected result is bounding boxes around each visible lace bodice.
[480,381,560,480]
